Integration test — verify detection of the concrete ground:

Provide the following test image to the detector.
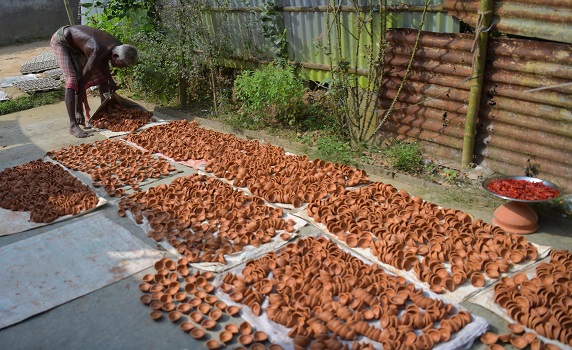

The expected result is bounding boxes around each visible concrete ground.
[0,101,570,349]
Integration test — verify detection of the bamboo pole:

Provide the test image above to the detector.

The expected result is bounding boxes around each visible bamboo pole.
[462,0,494,168]
[63,0,75,25]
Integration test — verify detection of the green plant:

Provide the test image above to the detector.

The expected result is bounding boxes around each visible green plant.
[0,90,64,116]
[233,64,306,127]
[315,135,357,166]
[260,0,288,60]
[318,0,432,147]
[443,168,459,184]
[381,139,423,173]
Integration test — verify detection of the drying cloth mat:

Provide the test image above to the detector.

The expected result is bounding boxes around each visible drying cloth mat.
[122,201,307,273]
[0,196,106,237]
[20,52,58,74]
[467,257,571,350]
[0,213,163,329]
[213,232,489,350]
[0,158,106,236]
[293,209,551,304]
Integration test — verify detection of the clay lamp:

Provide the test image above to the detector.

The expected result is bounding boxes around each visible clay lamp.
[162,302,176,312]
[142,274,154,283]
[174,292,187,302]
[480,332,499,345]
[215,301,227,310]
[177,303,192,314]
[201,319,217,330]
[140,295,152,305]
[510,336,528,349]
[190,311,203,323]
[198,303,211,314]
[269,345,284,350]
[239,321,252,335]
[203,283,216,293]
[508,323,524,334]
[150,310,163,321]
[219,330,234,343]
[150,301,163,310]
[253,331,268,342]
[251,343,266,350]
[206,340,223,350]
[482,176,561,234]
[168,311,182,322]
[226,305,241,316]
[209,309,223,321]
[225,324,239,334]
[238,334,253,346]
[180,322,194,332]
[189,297,202,307]
[190,328,205,339]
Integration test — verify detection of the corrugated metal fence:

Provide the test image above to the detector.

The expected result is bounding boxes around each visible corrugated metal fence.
[379,29,572,191]
[206,0,571,191]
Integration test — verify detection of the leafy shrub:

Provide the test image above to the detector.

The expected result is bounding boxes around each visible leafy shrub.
[233,64,306,127]
[382,139,423,173]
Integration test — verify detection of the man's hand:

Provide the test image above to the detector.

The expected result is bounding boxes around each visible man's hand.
[75,112,86,127]
[109,80,118,94]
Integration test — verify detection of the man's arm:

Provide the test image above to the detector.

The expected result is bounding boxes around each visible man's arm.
[100,60,117,94]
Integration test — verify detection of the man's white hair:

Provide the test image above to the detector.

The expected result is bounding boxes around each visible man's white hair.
[112,44,138,66]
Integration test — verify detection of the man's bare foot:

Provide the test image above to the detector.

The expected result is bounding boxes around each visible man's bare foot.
[70,124,88,138]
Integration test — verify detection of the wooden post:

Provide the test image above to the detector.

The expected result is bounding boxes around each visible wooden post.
[462,0,494,168]
[63,0,75,25]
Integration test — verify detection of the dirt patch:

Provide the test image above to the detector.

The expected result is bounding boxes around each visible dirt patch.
[0,40,51,78]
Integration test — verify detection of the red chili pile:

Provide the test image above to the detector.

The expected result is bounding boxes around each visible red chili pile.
[487,178,559,200]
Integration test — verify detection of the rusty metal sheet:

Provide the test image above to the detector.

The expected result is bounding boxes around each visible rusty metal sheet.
[443,0,572,44]
[379,29,572,191]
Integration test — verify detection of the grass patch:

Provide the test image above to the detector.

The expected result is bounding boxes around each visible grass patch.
[315,135,357,166]
[0,89,65,116]
[381,139,423,174]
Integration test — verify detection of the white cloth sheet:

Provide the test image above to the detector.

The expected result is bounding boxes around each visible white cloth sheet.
[0,213,163,329]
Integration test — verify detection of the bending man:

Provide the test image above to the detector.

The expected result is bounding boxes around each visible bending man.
[51,25,138,138]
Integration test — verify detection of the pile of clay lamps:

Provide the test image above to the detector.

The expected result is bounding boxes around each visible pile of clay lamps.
[90,100,152,132]
[306,182,538,294]
[125,120,223,161]
[0,159,98,222]
[493,249,572,347]
[119,174,295,264]
[481,322,561,350]
[205,144,370,207]
[47,139,176,197]
[220,236,473,350]
[140,257,284,350]
[124,120,370,207]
